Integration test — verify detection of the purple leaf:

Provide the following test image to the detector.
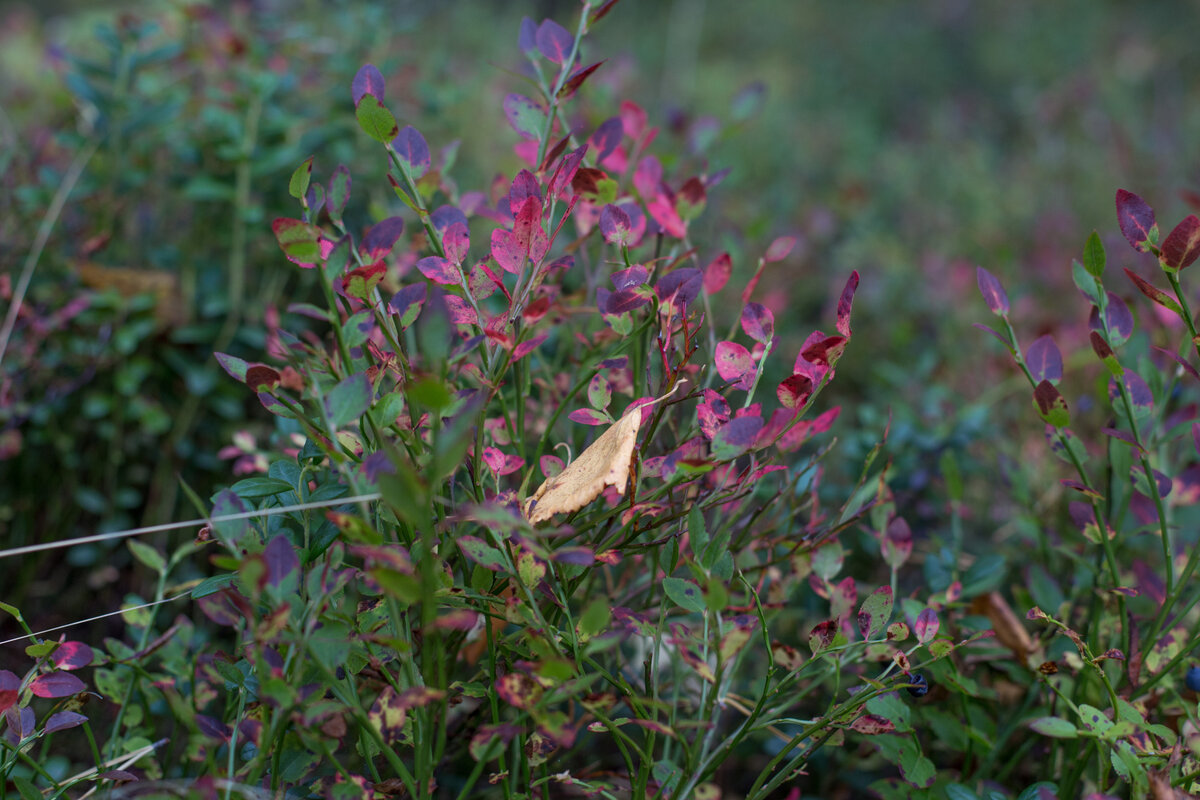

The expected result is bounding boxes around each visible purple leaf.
[430,205,469,233]
[612,264,648,291]
[1116,189,1156,253]
[599,203,633,246]
[44,711,88,734]
[552,547,595,566]
[589,117,623,164]
[264,534,299,588]
[976,266,1009,316]
[443,222,470,265]
[518,17,538,55]
[715,341,755,390]
[535,18,574,64]
[393,126,431,179]
[1026,335,1063,384]
[416,256,459,285]
[1088,292,1134,348]
[1161,214,1200,270]
[1151,345,1200,382]
[568,408,612,426]
[196,714,231,741]
[389,283,426,329]
[0,670,19,714]
[29,672,85,698]
[712,416,764,460]
[655,267,703,307]
[352,64,385,104]
[837,271,859,337]
[360,217,405,261]
[740,302,775,344]
[50,642,93,670]
[1108,371,1153,417]
[603,287,652,314]
[443,293,477,325]
[503,94,545,141]
[549,145,587,197]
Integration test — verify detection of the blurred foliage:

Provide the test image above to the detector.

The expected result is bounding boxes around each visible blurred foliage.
[2,0,1198,656]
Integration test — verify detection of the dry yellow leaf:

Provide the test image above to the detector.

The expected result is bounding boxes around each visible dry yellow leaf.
[524,406,643,524]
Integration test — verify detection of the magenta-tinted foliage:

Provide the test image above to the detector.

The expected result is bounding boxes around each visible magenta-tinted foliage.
[393,126,431,178]
[1116,189,1157,253]
[535,18,574,64]
[976,266,1009,316]
[351,63,385,104]
[715,341,755,390]
[704,252,732,294]
[1161,214,1200,269]
[740,303,774,344]
[1026,335,1063,384]
[360,217,405,261]
[589,117,623,164]
[29,672,85,699]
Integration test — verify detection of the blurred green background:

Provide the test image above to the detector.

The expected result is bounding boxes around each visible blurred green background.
[2,0,1199,622]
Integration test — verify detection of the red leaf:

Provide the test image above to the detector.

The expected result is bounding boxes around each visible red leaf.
[29,672,85,698]
[416,256,459,285]
[245,365,280,391]
[51,642,94,671]
[558,60,606,99]
[646,192,686,238]
[443,223,470,265]
[777,374,813,409]
[740,302,774,344]
[44,711,88,734]
[715,341,755,390]
[836,271,859,337]
[703,252,732,294]
[443,294,477,325]
[1161,214,1200,269]
[568,408,612,426]
[513,333,547,360]
[1116,189,1156,253]
[549,145,587,198]
[1124,268,1182,314]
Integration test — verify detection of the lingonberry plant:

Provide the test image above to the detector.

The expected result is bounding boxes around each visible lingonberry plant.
[973,190,1200,797]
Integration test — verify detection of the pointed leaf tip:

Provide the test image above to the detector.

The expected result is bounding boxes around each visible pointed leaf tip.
[976,266,1009,316]
[1161,214,1200,270]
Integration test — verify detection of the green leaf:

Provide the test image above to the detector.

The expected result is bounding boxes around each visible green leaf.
[662,577,707,614]
[326,373,372,429]
[355,94,399,143]
[230,477,295,499]
[13,776,41,800]
[857,586,893,640]
[865,692,912,733]
[1029,716,1078,738]
[1083,231,1106,277]
[578,599,611,639]
[688,506,709,562]
[945,784,980,800]
[1016,784,1059,800]
[127,539,166,574]
[289,155,314,201]
[1071,260,1102,305]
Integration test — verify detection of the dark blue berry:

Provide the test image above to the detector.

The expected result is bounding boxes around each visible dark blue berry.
[1186,665,1200,692]
[906,673,929,698]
